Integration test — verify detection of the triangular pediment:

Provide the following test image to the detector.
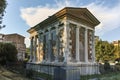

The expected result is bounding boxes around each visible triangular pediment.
[66,7,100,26]
[27,7,100,32]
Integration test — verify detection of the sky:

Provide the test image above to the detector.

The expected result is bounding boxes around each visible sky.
[0,0,120,47]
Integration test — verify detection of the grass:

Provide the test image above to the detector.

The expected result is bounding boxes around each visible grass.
[26,70,53,80]
[80,72,120,80]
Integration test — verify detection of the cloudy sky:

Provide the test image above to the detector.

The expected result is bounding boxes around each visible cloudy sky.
[1,0,120,47]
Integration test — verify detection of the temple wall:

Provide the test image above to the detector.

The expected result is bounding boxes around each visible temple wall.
[26,62,99,75]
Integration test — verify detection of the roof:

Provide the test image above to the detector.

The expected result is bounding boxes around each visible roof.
[5,33,25,38]
[28,7,100,33]
[0,33,4,35]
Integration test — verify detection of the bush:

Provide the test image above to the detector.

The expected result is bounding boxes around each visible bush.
[0,42,17,65]
[26,69,33,78]
[104,60,111,72]
[115,63,120,71]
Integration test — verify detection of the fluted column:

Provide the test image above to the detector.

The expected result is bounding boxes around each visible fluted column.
[29,37,33,62]
[48,28,51,62]
[85,28,88,63]
[76,27,80,62]
[54,26,59,62]
[92,30,95,62]
[32,35,37,62]
[36,35,39,62]
[64,21,70,63]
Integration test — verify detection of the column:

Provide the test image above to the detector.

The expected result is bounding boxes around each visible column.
[29,37,33,62]
[76,27,80,62]
[36,35,39,62]
[85,28,88,63]
[39,32,44,62]
[92,30,95,62]
[32,35,37,62]
[38,32,44,62]
[48,28,51,62]
[63,21,70,63]
[37,34,40,62]
[55,26,59,62]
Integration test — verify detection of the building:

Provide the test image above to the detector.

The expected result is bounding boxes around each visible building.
[1,33,26,61]
[27,7,100,77]
[113,40,120,58]
[0,33,4,42]
[113,40,120,46]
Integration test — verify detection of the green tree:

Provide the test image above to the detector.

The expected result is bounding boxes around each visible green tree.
[0,43,5,63]
[0,0,7,30]
[0,43,17,65]
[95,40,116,62]
[25,48,30,60]
[4,43,17,62]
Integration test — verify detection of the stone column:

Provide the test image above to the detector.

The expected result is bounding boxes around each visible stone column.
[54,26,59,62]
[29,37,33,62]
[48,28,51,62]
[39,31,45,62]
[85,28,88,63]
[32,35,37,62]
[36,35,39,62]
[76,27,80,62]
[37,34,40,62]
[92,30,95,62]
[64,21,70,63]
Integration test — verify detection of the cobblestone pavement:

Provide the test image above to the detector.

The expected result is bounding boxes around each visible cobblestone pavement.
[0,66,29,80]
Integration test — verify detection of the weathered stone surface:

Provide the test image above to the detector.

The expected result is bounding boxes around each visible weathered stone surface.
[54,66,80,80]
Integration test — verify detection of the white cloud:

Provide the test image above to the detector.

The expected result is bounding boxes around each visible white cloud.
[21,0,120,47]
[20,0,79,27]
[85,2,120,36]
[25,37,30,48]
[21,7,59,27]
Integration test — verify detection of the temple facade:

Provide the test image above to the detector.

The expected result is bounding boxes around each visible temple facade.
[27,7,100,75]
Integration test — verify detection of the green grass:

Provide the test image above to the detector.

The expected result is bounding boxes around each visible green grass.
[26,70,53,80]
[80,72,120,80]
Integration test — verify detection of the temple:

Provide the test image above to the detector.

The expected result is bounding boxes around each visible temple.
[27,7,100,76]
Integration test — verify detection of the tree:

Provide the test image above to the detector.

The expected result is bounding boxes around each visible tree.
[95,40,116,62]
[25,48,30,60]
[0,0,7,30]
[4,43,17,62]
[0,42,17,65]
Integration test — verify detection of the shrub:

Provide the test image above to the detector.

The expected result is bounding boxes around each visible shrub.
[0,42,17,65]
[115,62,120,71]
[104,60,111,72]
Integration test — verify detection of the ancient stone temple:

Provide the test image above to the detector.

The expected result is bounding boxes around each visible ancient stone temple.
[27,7,100,77]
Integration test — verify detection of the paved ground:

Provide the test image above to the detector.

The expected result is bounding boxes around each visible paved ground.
[0,66,29,80]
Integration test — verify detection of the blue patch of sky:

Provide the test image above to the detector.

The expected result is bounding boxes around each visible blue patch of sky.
[1,0,120,45]
[100,26,120,42]
[79,0,119,8]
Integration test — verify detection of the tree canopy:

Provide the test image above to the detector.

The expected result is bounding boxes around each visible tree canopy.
[0,42,17,65]
[0,0,7,30]
[95,40,116,62]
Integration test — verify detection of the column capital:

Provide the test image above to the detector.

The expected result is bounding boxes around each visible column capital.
[30,36,34,39]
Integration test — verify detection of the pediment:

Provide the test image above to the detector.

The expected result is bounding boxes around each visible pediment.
[66,7,100,26]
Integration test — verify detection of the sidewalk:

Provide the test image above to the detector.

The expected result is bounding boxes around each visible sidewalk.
[0,66,29,80]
